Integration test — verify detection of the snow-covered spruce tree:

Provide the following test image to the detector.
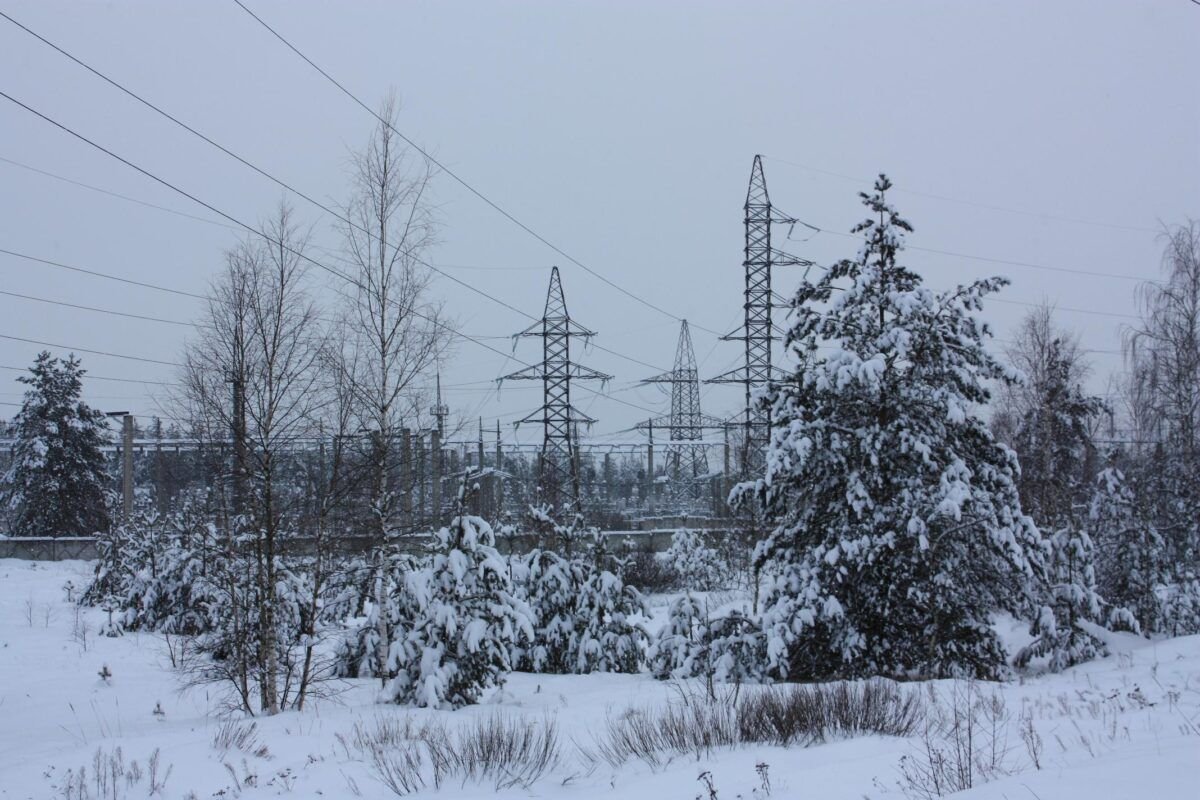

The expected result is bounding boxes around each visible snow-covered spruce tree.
[571,558,650,674]
[512,546,587,673]
[385,477,533,708]
[648,593,767,683]
[661,528,726,591]
[1,352,111,537]
[331,549,423,679]
[1016,525,1105,671]
[739,176,1050,681]
[649,593,707,678]
[1006,333,1108,669]
[1089,463,1163,634]
[510,505,648,674]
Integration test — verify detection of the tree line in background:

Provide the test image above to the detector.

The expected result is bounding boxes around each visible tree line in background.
[2,105,1198,711]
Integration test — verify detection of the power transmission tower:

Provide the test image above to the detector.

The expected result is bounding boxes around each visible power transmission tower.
[502,267,611,513]
[637,320,723,501]
[707,155,810,476]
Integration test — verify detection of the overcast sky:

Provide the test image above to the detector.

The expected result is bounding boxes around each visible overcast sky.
[1,0,1197,442]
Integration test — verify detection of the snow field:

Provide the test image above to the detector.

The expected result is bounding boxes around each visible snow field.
[1,559,1196,799]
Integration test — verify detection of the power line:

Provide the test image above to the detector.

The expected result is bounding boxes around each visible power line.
[989,297,1140,321]
[809,225,1157,285]
[0,247,206,299]
[0,89,661,420]
[0,11,671,375]
[0,153,237,230]
[0,364,177,386]
[0,288,194,326]
[0,333,181,366]
[230,0,723,339]
[763,154,1162,235]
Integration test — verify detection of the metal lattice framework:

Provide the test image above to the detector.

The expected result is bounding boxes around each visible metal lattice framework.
[707,155,810,475]
[637,320,723,497]
[502,266,611,513]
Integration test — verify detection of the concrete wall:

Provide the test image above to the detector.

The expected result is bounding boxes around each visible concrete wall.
[0,537,99,561]
[0,528,730,562]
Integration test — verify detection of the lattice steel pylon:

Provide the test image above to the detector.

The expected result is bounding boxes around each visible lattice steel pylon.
[637,320,723,499]
[502,267,611,513]
[706,155,811,476]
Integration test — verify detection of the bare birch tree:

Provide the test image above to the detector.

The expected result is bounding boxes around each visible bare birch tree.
[1123,221,1200,571]
[180,201,325,714]
[337,92,451,681]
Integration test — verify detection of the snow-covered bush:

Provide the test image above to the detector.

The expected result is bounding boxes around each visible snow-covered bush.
[384,481,533,709]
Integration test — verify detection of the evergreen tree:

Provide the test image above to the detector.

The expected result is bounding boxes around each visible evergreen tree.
[1017,525,1106,670]
[648,593,767,684]
[510,505,648,675]
[1006,334,1108,669]
[385,478,533,708]
[661,528,726,590]
[741,176,1049,681]
[1089,464,1164,634]
[570,562,649,674]
[512,547,586,673]
[1,352,111,537]
[1007,335,1104,527]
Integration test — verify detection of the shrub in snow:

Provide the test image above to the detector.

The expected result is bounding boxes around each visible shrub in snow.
[740,176,1051,681]
[0,351,111,537]
[384,479,533,708]
[660,528,725,591]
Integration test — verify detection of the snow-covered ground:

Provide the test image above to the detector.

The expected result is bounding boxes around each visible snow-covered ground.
[1,559,1196,799]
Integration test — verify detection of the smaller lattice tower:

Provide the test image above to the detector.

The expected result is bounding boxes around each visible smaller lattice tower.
[638,320,723,499]
[502,267,611,513]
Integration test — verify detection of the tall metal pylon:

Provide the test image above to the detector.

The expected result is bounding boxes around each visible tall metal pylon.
[707,155,810,476]
[502,267,611,513]
[637,320,723,499]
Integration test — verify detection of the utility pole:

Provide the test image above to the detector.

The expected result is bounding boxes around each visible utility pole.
[226,371,248,521]
[646,418,655,515]
[105,411,134,520]
[430,372,448,527]
[400,427,412,530]
[494,419,504,519]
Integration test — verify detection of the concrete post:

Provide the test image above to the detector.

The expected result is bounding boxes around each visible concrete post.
[430,429,442,526]
[121,414,134,519]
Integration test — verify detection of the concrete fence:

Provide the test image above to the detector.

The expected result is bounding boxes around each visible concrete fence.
[0,528,732,562]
